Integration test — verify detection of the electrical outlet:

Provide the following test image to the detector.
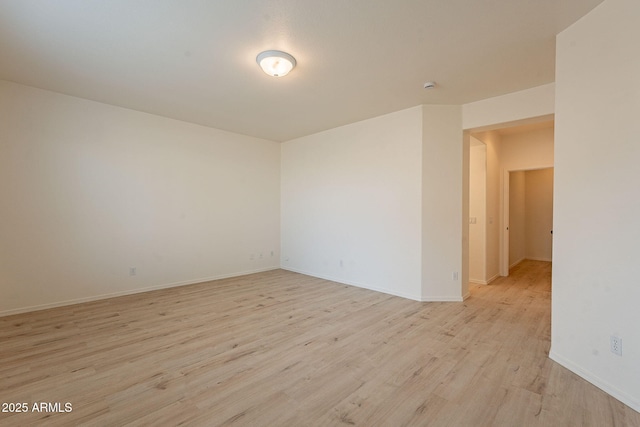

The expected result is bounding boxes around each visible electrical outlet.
[453,272,459,281]
[610,335,622,356]
[129,267,137,276]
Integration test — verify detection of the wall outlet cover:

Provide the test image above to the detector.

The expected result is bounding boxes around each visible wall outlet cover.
[610,335,622,356]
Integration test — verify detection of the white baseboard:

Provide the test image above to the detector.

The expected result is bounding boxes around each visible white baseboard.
[510,257,526,269]
[549,350,640,413]
[0,267,279,318]
[281,266,424,301]
[281,267,464,302]
[469,273,500,286]
[486,273,500,284]
[526,256,553,262]
[421,295,465,302]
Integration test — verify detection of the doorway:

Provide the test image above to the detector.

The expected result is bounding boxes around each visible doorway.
[505,168,554,271]
[467,119,554,283]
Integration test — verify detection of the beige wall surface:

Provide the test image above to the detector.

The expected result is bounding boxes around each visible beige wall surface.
[421,105,464,300]
[525,168,553,261]
[281,105,465,302]
[474,125,554,278]
[472,131,502,283]
[469,140,487,283]
[462,83,555,131]
[281,106,424,300]
[509,171,526,267]
[0,80,281,315]
[552,0,640,412]
[500,126,554,171]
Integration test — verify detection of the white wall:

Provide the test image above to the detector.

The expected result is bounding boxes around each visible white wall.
[507,168,553,267]
[0,80,281,315]
[422,105,464,301]
[471,131,502,283]
[475,126,554,276]
[464,82,555,283]
[509,171,526,267]
[469,140,486,283]
[500,126,554,171]
[552,0,640,412]
[462,132,470,297]
[280,107,424,300]
[525,168,553,261]
[462,83,555,131]
[281,105,464,302]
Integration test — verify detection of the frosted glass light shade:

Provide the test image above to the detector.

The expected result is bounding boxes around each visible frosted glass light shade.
[256,50,296,77]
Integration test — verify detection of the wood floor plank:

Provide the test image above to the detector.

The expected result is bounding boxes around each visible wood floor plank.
[1,261,638,426]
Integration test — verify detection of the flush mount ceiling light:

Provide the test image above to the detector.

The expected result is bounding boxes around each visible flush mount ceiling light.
[256,50,296,77]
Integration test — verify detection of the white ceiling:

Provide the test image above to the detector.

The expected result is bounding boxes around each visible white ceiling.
[0,0,602,142]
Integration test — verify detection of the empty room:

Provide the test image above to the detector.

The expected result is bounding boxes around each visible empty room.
[1,0,639,425]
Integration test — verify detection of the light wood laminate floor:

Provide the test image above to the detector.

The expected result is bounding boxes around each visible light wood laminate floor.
[1,260,638,426]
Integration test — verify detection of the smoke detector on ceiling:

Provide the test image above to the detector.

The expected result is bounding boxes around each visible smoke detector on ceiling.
[423,81,436,89]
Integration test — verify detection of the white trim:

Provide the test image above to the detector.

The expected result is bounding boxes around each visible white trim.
[525,256,552,262]
[281,266,424,301]
[510,257,526,269]
[421,295,465,302]
[486,273,500,284]
[282,267,464,302]
[0,267,279,318]
[549,350,640,413]
[469,273,500,286]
